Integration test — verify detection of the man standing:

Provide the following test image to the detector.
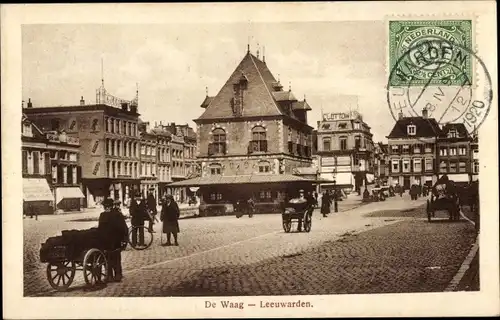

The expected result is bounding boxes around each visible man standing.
[160,194,181,246]
[98,198,128,282]
[129,192,147,247]
[146,188,157,233]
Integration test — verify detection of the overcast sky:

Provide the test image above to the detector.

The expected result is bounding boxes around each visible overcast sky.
[22,22,391,141]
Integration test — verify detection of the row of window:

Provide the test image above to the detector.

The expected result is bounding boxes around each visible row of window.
[105,117,138,136]
[106,139,140,158]
[207,190,277,203]
[287,127,311,146]
[106,161,139,179]
[51,164,80,185]
[22,150,51,176]
[320,122,362,131]
[391,158,434,173]
[439,160,478,174]
[208,161,272,175]
[49,150,78,162]
[322,136,368,152]
[390,144,434,154]
[439,146,468,157]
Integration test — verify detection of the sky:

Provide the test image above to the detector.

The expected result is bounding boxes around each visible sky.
[22,21,392,141]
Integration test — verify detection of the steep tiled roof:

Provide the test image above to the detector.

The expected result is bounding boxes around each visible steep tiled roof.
[387,117,443,138]
[272,90,297,102]
[292,101,312,111]
[441,123,470,138]
[197,52,284,120]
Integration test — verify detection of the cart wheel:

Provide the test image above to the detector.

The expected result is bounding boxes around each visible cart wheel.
[83,248,108,287]
[426,200,431,222]
[304,215,312,233]
[282,219,292,233]
[128,226,154,250]
[46,260,76,291]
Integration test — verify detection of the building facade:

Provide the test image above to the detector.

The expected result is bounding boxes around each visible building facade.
[23,84,141,207]
[316,111,375,193]
[139,121,159,199]
[436,123,473,184]
[471,133,479,181]
[22,112,84,214]
[170,49,314,215]
[386,111,441,189]
[374,142,389,181]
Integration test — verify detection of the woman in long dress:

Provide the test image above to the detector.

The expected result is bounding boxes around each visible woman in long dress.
[160,194,180,246]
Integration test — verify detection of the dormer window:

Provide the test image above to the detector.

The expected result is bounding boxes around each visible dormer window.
[321,123,331,130]
[407,125,416,135]
[338,123,347,130]
[448,129,458,138]
[353,122,360,130]
[22,123,33,137]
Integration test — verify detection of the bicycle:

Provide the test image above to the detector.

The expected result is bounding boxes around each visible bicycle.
[124,225,154,250]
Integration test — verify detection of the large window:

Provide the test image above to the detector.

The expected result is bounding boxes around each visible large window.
[354,136,361,149]
[402,159,410,173]
[459,161,467,173]
[449,147,457,156]
[439,161,447,173]
[402,145,410,153]
[473,161,479,173]
[439,147,448,156]
[22,151,28,174]
[391,159,400,173]
[459,146,467,156]
[413,158,422,172]
[23,123,33,137]
[449,161,457,173]
[413,145,421,154]
[391,145,399,154]
[425,158,433,171]
[407,125,416,135]
[340,137,347,150]
[322,138,331,151]
[251,126,267,152]
[211,128,226,154]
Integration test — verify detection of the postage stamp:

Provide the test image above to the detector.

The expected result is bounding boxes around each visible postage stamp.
[388,20,473,87]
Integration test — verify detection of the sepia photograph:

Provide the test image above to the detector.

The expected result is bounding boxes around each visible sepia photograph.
[2,2,498,318]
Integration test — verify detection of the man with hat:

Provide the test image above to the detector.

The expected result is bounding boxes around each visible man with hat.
[146,187,158,233]
[98,198,128,282]
[129,192,148,247]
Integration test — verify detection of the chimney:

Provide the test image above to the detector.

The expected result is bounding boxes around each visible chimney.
[422,107,428,119]
[27,98,33,108]
[80,96,85,106]
[398,111,404,120]
[317,120,320,129]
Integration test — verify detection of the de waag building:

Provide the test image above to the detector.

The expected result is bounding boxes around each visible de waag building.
[169,48,315,215]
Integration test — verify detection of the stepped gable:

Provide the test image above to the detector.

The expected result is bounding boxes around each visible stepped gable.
[197,52,283,120]
[387,117,444,138]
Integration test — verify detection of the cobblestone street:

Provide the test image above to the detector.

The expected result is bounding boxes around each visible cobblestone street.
[24,195,477,297]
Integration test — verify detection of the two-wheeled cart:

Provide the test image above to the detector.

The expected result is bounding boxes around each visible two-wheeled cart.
[282,199,312,233]
[40,228,110,292]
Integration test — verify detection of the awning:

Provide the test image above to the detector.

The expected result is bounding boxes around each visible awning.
[55,187,85,203]
[447,174,470,183]
[319,172,352,185]
[167,174,314,187]
[23,178,53,202]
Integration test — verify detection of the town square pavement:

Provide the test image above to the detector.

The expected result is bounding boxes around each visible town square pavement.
[23,194,477,297]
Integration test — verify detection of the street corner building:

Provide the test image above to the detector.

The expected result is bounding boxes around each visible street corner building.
[22,107,85,215]
[23,86,142,209]
[168,48,316,216]
[386,108,478,190]
[315,109,377,195]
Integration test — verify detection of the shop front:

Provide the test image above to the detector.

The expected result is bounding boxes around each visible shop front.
[55,186,85,212]
[23,178,54,215]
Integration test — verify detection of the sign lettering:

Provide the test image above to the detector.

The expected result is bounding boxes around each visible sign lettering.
[92,141,99,153]
[92,162,100,175]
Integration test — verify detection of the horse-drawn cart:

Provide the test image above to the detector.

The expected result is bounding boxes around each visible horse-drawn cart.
[39,228,111,291]
[426,178,461,222]
[282,198,312,233]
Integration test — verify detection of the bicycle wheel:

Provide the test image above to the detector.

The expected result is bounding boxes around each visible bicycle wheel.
[128,226,154,250]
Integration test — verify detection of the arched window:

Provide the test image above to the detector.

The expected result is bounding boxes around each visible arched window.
[251,126,267,152]
[209,163,222,175]
[258,161,271,173]
[210,128,226,155]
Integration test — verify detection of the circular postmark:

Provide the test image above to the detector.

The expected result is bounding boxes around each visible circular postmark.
[387,38,493,137]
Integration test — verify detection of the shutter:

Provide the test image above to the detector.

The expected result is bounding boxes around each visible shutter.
[22,151,28,174]
[77,166,82,183]
[44,153,51,176]
[57,165,63,183]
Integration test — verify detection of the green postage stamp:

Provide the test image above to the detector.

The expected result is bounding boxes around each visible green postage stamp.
[389,20,473,86]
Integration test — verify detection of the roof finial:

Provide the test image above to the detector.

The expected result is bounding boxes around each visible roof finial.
[247,36,250,53]
[304,94,306,101]
[256,42,260,59]
[205,86,208,96]
[289,81,291,92]
[101,57,104,87]
[278,74,280,83]
[263,46,266,63]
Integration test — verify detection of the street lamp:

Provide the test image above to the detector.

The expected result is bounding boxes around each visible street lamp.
[333,179,338,213]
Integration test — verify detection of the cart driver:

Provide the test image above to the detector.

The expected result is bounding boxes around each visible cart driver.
[296,190,314,232]
[98,198,128,282]
[432,174,457,201]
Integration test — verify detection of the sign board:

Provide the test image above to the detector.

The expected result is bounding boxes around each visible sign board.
[322,110,362,121]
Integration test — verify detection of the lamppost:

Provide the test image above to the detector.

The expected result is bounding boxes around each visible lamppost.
[333,179,338,213]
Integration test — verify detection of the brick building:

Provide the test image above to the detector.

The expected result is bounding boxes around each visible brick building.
[23,83,141,208]
[316,110,375,193]
[386,110,441,189]
[169,48,314,215]
[436,123,473,185]
[22,111,84,214]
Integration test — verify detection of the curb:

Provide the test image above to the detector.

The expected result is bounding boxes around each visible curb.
[444,234,479,292]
